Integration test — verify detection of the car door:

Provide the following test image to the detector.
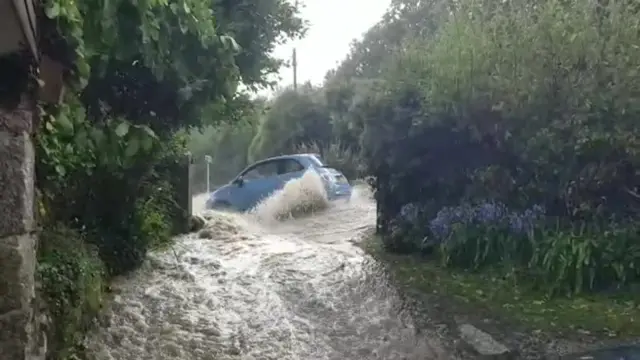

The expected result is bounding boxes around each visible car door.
[234,160,281,211]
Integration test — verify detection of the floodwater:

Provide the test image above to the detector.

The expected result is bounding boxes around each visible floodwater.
[86,171,453,360]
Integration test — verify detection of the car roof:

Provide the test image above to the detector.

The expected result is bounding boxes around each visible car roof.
[233,153,323,180]
[244,153,321,170]
[261,153,319,163]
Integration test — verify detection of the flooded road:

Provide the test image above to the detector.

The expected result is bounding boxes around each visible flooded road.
[86,176,453,360]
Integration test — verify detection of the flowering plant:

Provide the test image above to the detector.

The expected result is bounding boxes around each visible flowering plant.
[397,201,546,269]
[427,202,545,241]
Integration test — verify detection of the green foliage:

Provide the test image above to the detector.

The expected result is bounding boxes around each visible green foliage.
[37,224,105,360]
[188,100,262,192]
[295,141,364,180]
[362,234,640,338]
[437,222,640,296]
[302,0,640,299]
[32,1,306,357]
[528,224,640,296]
[40,0,306,133]
[36,95,176,275]
[248,84,333,162]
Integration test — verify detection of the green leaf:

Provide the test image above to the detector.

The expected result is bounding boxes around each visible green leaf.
[74,129,90,149]
[141,136,154,151]
[138,125,158,139]
[124,138,140,158]
[56,114,74,135]
[55,164,66,176]
[90,127,106,148]
[45,2,61,18]
[115,122,130,137]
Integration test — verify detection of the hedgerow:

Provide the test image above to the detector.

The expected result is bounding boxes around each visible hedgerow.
[360,0,640,296]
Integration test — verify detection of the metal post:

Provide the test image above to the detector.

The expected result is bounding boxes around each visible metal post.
[204,155,212,193]
[292,48,297,90]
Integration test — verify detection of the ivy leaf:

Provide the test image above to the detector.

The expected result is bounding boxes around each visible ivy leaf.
[55,164,66,177]
[45,2,61,18]
[115,122,130,137]
[125,138,140,158]
[74,128,90,149]
[56,114,74,136]
[141,136,154,151]
[90,127,106,148]
[138,125,158,139]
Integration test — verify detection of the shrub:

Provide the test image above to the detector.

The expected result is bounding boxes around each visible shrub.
[355,0,640,297]
[396,199,640,296]
[37,225,105,360]
[36,99,183,275]
[423,202,544,268]
[528,223,640,296]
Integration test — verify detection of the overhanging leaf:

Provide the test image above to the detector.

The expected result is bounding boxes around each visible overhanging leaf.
[115,122,130,137]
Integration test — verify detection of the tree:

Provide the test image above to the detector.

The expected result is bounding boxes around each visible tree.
[248,84,333,162]
[189,98,264,191]
[320,0,448,151]
[42,0,306,134]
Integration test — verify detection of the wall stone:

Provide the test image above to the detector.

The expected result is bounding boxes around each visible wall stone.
[0,94,45,359]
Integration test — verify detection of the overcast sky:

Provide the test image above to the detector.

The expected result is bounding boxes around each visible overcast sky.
[260,0,391,96]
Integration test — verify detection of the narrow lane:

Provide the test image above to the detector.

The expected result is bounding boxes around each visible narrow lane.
[87,178,454,360]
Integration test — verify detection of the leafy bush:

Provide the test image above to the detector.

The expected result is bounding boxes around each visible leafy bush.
[423,202,544,266]
[316,0,640,297]
[37,225,105,360]
[528,224,640,296]
[36,98,180,275]
[391,199,640,296]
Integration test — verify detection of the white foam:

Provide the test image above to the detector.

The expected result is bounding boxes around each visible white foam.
[250,170,330,223]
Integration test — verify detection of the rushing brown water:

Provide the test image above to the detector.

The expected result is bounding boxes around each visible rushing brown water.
[86,172,454,360]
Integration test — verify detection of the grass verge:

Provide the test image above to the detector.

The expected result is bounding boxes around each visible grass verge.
[360,234,640,339]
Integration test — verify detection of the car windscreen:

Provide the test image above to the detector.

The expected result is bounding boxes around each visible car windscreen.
[307,154,325,167]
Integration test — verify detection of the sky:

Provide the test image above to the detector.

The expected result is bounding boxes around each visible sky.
[261,0,391,96]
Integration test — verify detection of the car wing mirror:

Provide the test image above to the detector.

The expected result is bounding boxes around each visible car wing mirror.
[232,177,244,187]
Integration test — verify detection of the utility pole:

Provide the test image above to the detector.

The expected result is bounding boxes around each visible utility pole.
[292,48,298,90]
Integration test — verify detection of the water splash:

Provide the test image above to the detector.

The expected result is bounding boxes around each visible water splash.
[250,170,330,223]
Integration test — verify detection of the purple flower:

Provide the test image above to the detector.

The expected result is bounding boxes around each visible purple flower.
[474,202,508,224]
[400,203,420,222]
[425,201,545,243]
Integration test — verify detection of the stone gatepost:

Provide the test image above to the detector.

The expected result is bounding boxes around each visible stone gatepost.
[0,94,44,359]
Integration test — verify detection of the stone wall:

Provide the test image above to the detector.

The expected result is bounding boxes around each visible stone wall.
[0,94,45,359]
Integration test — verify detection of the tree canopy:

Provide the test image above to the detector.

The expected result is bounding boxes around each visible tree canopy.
[42,0,306,133]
